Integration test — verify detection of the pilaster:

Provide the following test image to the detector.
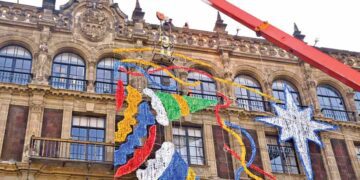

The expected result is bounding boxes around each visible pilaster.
[321,134,341,180]
[203,122,218,177]
[344,136,360,179]
[61,101,74,139]
[22,92,45,162]
[0,98,10,157]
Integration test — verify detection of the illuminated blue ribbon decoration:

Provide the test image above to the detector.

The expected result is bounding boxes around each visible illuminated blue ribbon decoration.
[114,102,155,166]
[114,61,178,91]
[225,121,256,180]
[159,151,189,180]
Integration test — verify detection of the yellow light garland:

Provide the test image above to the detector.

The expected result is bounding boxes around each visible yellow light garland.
[115,86,142,143]
[213,77,282,103]
[122,59,201,87]
[113,48,212,68]
[172,94,190,117]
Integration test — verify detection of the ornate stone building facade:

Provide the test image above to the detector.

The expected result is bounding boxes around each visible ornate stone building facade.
[0,0,359,179]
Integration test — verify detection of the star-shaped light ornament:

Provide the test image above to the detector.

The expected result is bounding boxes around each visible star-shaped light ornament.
[256,87,337,180]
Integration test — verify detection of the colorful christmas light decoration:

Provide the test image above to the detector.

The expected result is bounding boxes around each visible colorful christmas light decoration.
[115,125,157,177]
[256,87,337,180]
[114,85,142,143]
[136,142,175,180]
[112,58,283,180]
[114,102,155,166]
[143,88,170,126]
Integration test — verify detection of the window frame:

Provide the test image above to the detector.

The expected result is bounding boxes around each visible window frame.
[234,75,265,111]
[266,135,301,174]
[317,85,349,121]
[172,125,205,165]
[355,92,360,116]
[95,58,128,94]
[51,52,86,91]
[187,71,217,100]
[70,115,106,162]
[147,66,179,94]
[0,45,32,85]
[272,80,302,106]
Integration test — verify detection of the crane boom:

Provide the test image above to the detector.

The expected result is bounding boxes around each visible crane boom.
[204,0,360,91]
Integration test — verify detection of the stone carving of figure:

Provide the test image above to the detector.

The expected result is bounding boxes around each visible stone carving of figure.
[35,42,50,83]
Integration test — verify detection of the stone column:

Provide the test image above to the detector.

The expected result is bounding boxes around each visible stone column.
[321,134,341,180]
[61,100,74,139]
[0,94,11,157]
[203,122,218,178]
[106,109,115,143]
[106,108,115,162]
[22,92,45,162]
[344,137,360,179]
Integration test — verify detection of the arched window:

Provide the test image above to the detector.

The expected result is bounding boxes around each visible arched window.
[51,53,86,91]
[148,66,178,94]
[272,80,301,106]
[355,92,360,115]
[95,58,128,94]
[0,45,32,85]
[234,75,265,111]
[187,72,217,100]
[317,85,348,121]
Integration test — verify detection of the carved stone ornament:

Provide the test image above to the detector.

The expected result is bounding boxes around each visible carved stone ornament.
[79,6,109,42]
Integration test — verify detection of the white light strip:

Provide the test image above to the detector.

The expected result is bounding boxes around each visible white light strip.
[143,88,169,126]
[136,142,175,180]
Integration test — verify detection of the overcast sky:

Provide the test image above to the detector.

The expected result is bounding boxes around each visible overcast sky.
[4,0,359,52]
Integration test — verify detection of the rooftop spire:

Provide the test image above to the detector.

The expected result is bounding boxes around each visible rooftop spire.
[214,11,227,33]
[132,0,145,22]
[293,23,306,41]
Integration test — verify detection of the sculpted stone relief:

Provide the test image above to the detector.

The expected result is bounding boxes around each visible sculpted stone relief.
[79,2,110,42]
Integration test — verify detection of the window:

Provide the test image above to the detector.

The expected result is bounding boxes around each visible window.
[317,85,348,121]
[355,92,360,116]
[172,126,205,165]
[187,72,217,100]
[95,58,128,94]
[51,53,86,91]
[148,66,178,94]
[234,75,265,111]
[266,135,300,174]
[272,80,301,106]
[0,45,32,85]
[355,143,360,160]
[71,116,105,161]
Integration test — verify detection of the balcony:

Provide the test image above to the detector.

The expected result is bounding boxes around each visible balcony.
[321,108,357,122]
[0,70,31,85]
[29,136,114,164]
[95,81,117,94]
[236,98,308,113]
[49,76,87,91]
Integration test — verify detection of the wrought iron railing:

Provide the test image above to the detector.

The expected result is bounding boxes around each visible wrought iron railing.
[0,70,31,85]
[95,81,117,94]
[236,98,271,112]
[189,92,221,102]
[50,76,87,91]
[236,98,308,113]
[321,108,356,122]
[29,136,114,164]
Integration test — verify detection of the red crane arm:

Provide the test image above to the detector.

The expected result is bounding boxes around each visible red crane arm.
[205,0,360,91]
